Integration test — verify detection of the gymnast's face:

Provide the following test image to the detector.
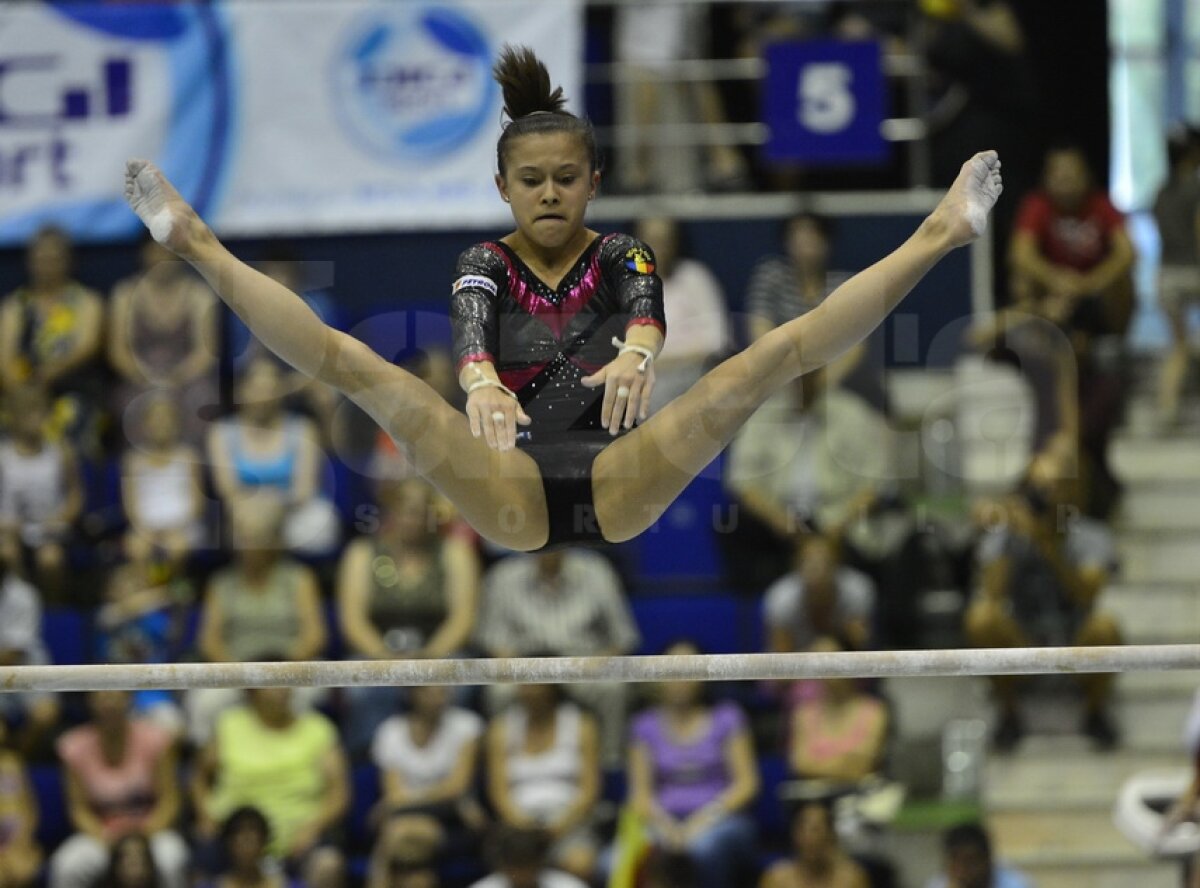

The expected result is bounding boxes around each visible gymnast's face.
[495,132,599,254]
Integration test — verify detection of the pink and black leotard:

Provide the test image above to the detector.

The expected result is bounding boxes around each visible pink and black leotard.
[450,232,665,547]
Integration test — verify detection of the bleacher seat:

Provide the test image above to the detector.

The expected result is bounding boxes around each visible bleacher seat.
[43,609,88,666]
[631,593,742,655]
[31,765,68,849]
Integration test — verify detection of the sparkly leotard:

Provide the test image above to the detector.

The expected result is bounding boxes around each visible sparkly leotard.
[450,232,665,547]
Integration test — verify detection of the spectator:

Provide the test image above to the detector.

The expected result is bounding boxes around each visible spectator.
[626,640,759,888]
[207,355,339,556]
[0,226,105,455]
[192,686,348,888]
[744,214,884,410]
[485,682,601,882]
[631,218,731,414]
[50,691,187,888]
[1011,143,1136,339]
[95,833,161,888]
[759,801,868,888]
[121,395,206,569]
[788,638,889,784]
[0,383,84,598]
[964,448,1123,751]
[212,807,284,888]
[338,478,481,755]
[477,549,640,766]
[0,718,41,888]
[612,1,748,194]
[1154,127,1200,427]
[108,234,218,446]
[468,826,588,888]
[924,822,1032,888]
[764,534,875,654]
[187,500,326,746]
[639,849,698,888]
[96,558,191,736]
[0,560,60,756]
[369,684,487,869]
[725,369,895,594]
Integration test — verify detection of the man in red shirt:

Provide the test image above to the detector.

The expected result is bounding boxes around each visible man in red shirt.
[1011,144,1135,336]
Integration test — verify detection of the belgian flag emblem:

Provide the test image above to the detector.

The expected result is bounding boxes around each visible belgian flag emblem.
[624,246,655,274]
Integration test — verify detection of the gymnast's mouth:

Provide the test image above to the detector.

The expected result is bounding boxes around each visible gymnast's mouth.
[536,213,566,222]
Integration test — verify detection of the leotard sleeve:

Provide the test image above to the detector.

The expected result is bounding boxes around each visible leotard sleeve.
[450,243,508,372]
[600,233,666,336]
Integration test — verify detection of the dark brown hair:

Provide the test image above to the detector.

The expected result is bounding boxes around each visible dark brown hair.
[493,45,599,177]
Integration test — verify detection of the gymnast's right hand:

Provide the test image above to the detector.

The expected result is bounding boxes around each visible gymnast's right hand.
[466,385,531,453]
[123,158,207,258]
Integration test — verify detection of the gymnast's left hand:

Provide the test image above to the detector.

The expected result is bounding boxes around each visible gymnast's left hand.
[581,351,655,435]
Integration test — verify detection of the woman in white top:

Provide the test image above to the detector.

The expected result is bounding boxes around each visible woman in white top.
[369,685,485,876]
[121,394,205,568]
[486,683,600,883]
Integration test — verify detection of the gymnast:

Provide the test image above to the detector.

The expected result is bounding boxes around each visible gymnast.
[124,45,1002,552]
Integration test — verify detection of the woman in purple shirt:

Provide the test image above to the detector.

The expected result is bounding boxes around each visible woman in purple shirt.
[627,640,760,888]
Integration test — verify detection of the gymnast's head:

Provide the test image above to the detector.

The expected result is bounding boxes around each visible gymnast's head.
[492,45,600,251]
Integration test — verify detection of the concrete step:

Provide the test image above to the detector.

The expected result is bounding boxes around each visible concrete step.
[988,808,1145,866]
[1120,668,1200,697]
[1117,482,1200,531]
[1112,436,1200,483]
[994,692,1192,751]
[1119,531,1200,584]
[1021,862,1177,888]
[984,742,1180,808]
[1103,582,1200,643]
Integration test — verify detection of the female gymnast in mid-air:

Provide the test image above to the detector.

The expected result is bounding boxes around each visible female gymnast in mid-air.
[125,46,1002,552]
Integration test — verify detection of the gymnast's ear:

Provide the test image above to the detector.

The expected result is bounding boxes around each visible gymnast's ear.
[495,172,511,203]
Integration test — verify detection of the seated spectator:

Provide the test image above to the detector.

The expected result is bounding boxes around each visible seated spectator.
[764,534,875,654]
[213,807,284,888]
[207,355,338,555]
[924,822,1031,888]
[121,395,206,569]
[0,718,41,888]
[964,448,1122,751]
[788,638,888,784]
[338,478,480,755]
[1154,127,1200,427]
[96,833,160,888]
[192,686,348,888]
[96,558,192,736]
[370,684,486,868]
[486,683,600,883]
[725,369,896,596]
[108,234,218,446]
[469,826,589,888]
[744,213,884,410]
[0,561,60,756]
[626,641,759,888]
[759,801,868,888]
[631,218,731,413]
[1011,142,1135,340]
[50,691,187,888]
[478,549,640,766]
[0,226,105,455]
[0,383,83,598]
[187,501,326,746]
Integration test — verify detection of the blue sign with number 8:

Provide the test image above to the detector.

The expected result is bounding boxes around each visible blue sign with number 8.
[763,40,887,164]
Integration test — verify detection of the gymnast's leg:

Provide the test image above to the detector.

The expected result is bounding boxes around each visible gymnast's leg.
[593,151,1004,542]
[123,160,550,550]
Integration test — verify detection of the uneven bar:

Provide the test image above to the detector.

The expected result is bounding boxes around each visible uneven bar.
[3,645,1199,693]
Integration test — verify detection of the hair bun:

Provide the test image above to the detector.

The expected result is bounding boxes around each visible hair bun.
[493,44,566,119]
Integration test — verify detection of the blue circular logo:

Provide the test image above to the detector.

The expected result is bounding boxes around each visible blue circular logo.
[332,6,496,162]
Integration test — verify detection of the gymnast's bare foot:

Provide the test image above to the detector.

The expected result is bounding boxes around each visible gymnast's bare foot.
[124,159,209,258]
[927,150,1004,250]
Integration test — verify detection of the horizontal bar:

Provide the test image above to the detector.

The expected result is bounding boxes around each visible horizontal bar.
[3,646,1198,693]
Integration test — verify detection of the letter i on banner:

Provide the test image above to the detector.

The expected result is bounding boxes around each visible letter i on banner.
[762,40,888,165]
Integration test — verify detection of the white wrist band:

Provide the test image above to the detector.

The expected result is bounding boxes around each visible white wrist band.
[611,336,655,373]
[465,365,519,401]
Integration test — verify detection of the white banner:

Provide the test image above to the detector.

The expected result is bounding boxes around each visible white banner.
[0,0,583,244]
